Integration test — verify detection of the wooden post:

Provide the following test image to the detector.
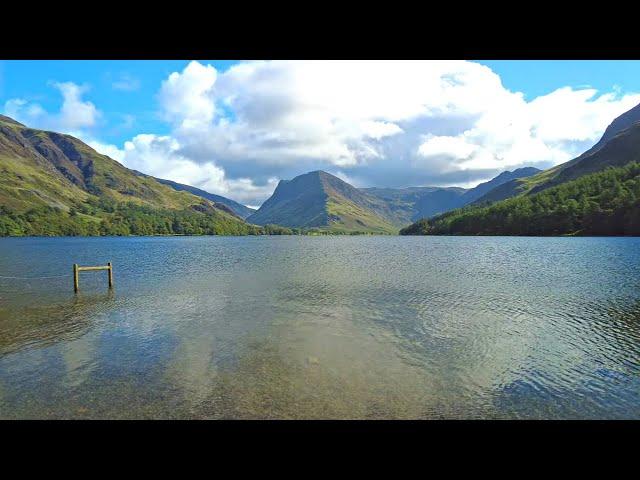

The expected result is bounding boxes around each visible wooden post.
[73,262,113,292]
[108,262,113,289]
[73,263,79,293]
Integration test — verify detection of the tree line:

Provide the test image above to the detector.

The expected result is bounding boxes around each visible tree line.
[0,197,299,237]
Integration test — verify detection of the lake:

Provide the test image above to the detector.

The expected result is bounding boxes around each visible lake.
[1,235,639,419]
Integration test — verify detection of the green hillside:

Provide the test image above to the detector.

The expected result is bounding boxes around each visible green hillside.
[473,104,640,206]
[248,168,543,233]
[398,102,640,237]
[0,115,262,236]
[400,162,640,236]
[247,170,398,234]
[530,121,640,191]
[475,122,640,205]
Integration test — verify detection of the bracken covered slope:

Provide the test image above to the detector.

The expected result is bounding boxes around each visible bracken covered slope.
[0,115,261,236]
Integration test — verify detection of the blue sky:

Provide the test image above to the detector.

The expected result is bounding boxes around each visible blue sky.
[2,60,639,206]
[3,60,639,146]
[0,60,237,144]
[480,61,640,99]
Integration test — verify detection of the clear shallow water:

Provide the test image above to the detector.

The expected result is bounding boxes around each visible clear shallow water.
[0,235,639,419]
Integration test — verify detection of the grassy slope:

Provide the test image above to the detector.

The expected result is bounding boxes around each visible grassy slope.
[0,121,87,211]
[326,198,397,234]
[400,120,640,237]
[361,187,433,225]
[319,172,398,233]
[0,116,260,236]
[473,119,640,206]
[248,190,329,228]
[359,193,416,226]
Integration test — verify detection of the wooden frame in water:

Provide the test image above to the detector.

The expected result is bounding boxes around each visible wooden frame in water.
[73,262,113,292]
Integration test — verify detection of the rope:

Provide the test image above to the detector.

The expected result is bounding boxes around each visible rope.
[0,274,68,279]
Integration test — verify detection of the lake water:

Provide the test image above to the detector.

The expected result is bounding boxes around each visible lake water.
[0,235,639,419]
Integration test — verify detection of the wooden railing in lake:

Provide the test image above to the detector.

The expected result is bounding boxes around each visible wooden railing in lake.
[73,262,113,292]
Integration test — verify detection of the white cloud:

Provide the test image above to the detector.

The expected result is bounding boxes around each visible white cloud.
[361,121,404,140]
[8,61,640,207]
[3,81,100,133]
[4,98,46,120]
[417,135,477,162]
[89,134,277,205]
[53,82,100,130]
[158,61,217,128]
[128,60,639,204]
[527,87,638,144]
[123,134,225,188]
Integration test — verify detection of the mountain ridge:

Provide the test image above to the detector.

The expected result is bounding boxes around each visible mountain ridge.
[247,170,398,233]
[472,102,640,205]
[361,166,541,222]
[400,101,640,236]
[463,167,541,204]
[0,114,262,236]
[134,173,255,219]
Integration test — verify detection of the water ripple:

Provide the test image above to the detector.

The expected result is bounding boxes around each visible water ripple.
[1,235,639,419]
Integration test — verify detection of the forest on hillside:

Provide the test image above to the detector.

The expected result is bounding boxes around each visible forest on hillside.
[0,197,296,237]
[400,162,640,236]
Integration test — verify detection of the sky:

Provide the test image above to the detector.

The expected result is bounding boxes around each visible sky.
[2,60,640,207]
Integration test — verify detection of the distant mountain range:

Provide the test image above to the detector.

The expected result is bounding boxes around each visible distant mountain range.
[401,102,640,236]
[247,167,541,233]
[138,174,255,219]
[362,186,466,224]
[5,96,637,238]
[363,167,542,221]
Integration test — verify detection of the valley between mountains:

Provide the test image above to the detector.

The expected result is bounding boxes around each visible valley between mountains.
[2,101,640,237]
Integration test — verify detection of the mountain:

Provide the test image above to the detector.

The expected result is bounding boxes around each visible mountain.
[461,167,541,204]
[400,161,640,236]
[363,186,467,223]
[0,115,262,236]
[247,170,398,234]
[400,102,640,237]
[0,114,24,127]
[590,102,640,153]
[530,120,640,192]
[413,188,467,219]
[141,175,255,219]
[473,102,640,205]
[250,168,545,233]
[362,167,540,222]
